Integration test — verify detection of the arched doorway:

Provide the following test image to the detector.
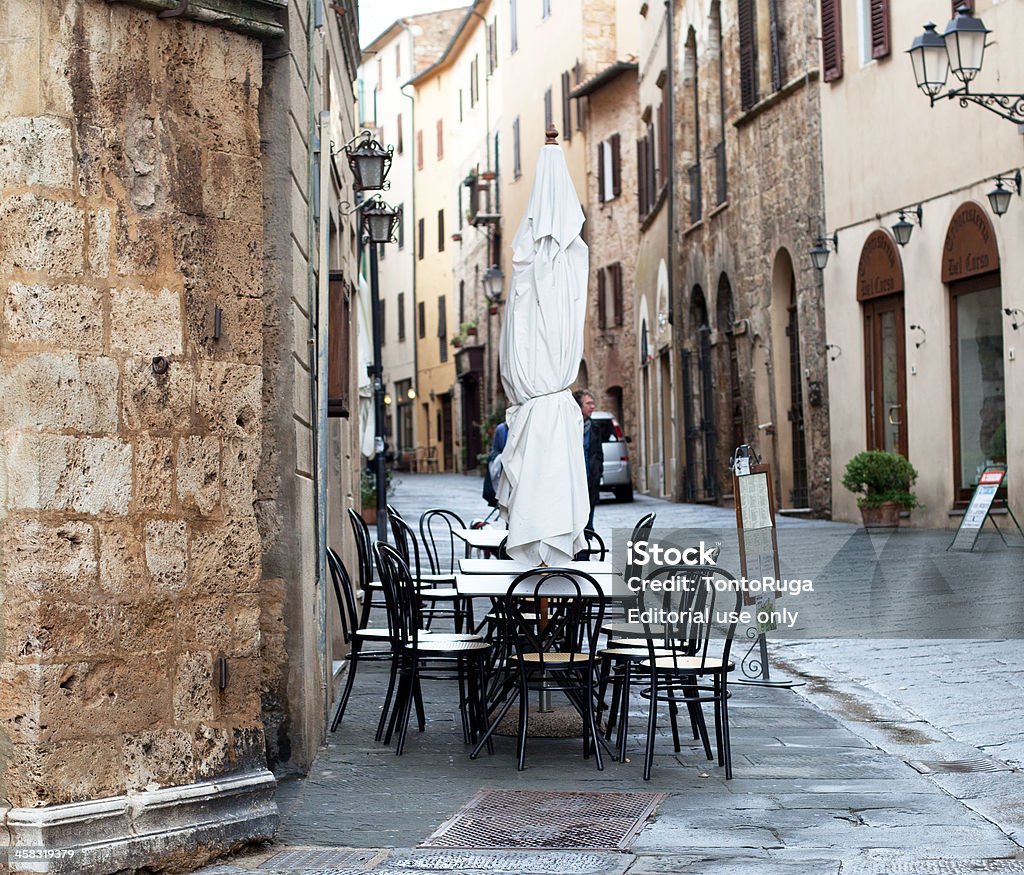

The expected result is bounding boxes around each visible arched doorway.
[858,230,907,456]
[771,249,808,508]
[942,202,1005,503]
[682,286,716,500]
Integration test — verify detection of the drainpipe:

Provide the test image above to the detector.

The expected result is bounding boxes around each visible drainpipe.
[665,0,681,501]
[307,0,329,737]
[400,24,419,439]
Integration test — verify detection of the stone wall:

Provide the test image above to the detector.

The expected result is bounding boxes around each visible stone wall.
[0,0,271,839]
[582,70,640,441]
[670,0,830,513]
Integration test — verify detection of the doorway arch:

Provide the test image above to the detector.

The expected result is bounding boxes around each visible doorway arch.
[770,249,808,508]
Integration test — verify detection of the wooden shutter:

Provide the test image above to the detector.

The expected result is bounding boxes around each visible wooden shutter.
[561,71,572,141]
[597,268,607,330]
[597,141,606,202]
[613,264,624,327]
[418,301,425,338]
[738,0,759,109]
[396,113,403,154]
[416,129,423,169]
[637,139,647,218]
[398,292,406,340]
[657,100,670,188]
[768,0,785,90]
[821,0,843,82]
[437,209,444,252]
[327,271,351,417]
[610,134,621,196]
[870,0,890,59]
[436,119,443,160]
[437,295,446,338]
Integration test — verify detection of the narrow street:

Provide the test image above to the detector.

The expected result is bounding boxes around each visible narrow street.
[196,474,1024,875]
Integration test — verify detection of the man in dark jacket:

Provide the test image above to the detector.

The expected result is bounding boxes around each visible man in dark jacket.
[573,389,603,530]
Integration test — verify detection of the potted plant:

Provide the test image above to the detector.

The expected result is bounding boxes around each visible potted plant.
[842,450,919,528]
[359,468,395,525]
[461,321,478,338]
[451,336,463,349]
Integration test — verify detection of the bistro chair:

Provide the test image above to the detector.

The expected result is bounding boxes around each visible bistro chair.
[471,567,609,771]
[347,507,386,624]
[637,563,742,780]
[387,506,469,632]
[375,543,492,755]
[326,547,393,733]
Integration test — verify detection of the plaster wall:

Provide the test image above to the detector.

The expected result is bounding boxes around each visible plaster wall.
[820,0,1022,526]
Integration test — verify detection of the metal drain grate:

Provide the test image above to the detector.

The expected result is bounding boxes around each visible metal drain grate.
[259,848,382,869]
[387,849,629,873]
[421,789,665,851]
[906,757,1015,775]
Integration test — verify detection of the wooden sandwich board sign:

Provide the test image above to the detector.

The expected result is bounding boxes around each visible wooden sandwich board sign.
[733,463,798,687]
[948,467,1023,552]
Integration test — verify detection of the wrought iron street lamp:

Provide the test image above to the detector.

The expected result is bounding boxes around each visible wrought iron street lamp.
[909,6,1024,125]
[340,130,396,540]
[809,232,838,271]
[482,264,505,303]
[891,204,923,247]
[987,170,1021,217]
[343,130,394,192]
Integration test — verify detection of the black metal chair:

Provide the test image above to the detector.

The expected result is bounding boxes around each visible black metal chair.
[388,506,468,632]
[375,543,492,755]
[637,564,742,780]
[347,507,386,625]
[471,567,609,771]
[326,547,393,733]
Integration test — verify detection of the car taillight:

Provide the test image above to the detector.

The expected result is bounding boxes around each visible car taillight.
[613,421,625,441]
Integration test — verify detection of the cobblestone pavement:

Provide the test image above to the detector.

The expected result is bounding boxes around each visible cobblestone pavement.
[195,474,1024,875]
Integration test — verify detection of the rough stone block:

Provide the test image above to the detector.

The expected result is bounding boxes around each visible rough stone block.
[0,2,41,118]
[88,208,111,276]
[196,361,262,437]
[114,211,161,277]
[0,662,42,744]
[0,194,84,275]
[176,435,221,514]
[179,595,260,659]
[10,736,125,807]
[132,436,175,513]
[41,659,171,743]
[97,523,147,596]
[221,437,256,515]
[110,287,184,356]
[5,432,132,515]
[124,729,195,793]
[184,284,263,365]
[118,599,177,654]
[23,602,120,663]
[189,517,260,596]
[3,282,104,351]
[0,116,73,189]
[172,217,262,300]
[202,152,262,222]
[192,724,230,779]
[122,356,195,433]
[144,519,187,594]
[1,517,97,600]
[0,353,118,433]
[173,650,214,724]
[216,657,260,724]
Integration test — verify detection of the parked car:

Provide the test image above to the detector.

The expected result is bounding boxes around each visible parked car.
[590,411,633,502]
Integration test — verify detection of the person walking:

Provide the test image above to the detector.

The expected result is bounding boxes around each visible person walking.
[573,390,602,530]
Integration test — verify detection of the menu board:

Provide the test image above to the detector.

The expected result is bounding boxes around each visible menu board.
[734,464,781,608]
[949,467,1007,552]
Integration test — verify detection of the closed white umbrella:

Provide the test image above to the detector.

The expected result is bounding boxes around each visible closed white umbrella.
[497,131,589,565]
[355,273,376,460]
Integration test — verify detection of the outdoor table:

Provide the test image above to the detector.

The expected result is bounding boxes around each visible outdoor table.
[451,527,508,552]
[457,558,619,598]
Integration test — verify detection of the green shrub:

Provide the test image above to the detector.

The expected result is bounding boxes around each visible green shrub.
[842,450,918,509]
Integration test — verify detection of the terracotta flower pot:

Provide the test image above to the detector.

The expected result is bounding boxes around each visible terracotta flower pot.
[859,501,901,529]
[361,506,377,525]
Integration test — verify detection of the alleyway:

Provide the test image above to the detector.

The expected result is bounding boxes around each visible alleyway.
[197,474,1024,875]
